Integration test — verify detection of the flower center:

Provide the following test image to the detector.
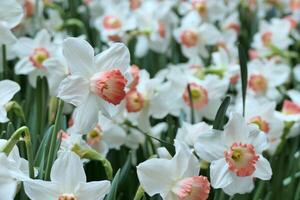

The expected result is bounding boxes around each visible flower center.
[103,15,122,29]
[261,31,272,46]
[183,83,208,110]
[173,176,210,200]
[224,143,259,177]
[90,69,127,105]
[192,0,207,16]
[249,116,270,133]
[29,48,50,68]
[282,100,300,115]
[87,126,103,146]
[125,90,144,112]
[58,194,77,200]
[248,74,268,93]
[180,29,199,48]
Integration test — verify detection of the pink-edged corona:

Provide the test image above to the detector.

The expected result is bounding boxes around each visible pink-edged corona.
[129,65,140,90]
[125,90,145,112]
[90,69,127,105]
[261,31,272,46]
[183,83,208,110]
[180,29,199,48]
[58,194,77,200]
[225,143,259,177]
[174,176,210,200]
[102,15,122,30]
[248,74,268,93]
[282,100,300,115]
[249,116,270,133]
[87,126,103,146]
[29,48,50,68]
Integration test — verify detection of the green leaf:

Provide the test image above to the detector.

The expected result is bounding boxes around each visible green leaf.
[238,43,248,116]
[213,96,230,130]
[105,153,132,200]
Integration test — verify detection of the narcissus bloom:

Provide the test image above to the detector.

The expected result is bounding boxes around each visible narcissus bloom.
[0,0,23,45]
[137,140,210,200]
[234,96,284,154]
[0,139,30,200]
[24,151,110,200]
[14,29,56,87]
[195,112,272,195]
[0,80,20,123]
[57,37,130,134]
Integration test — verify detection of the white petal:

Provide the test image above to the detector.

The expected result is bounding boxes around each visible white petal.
[102,125,126,149]
[0,80,20,105]
[223,112,248,146]
[0,178,18,200]
[253,155,272,180]
[0,0,23,28]
[57,75,89,106]
[223,176,254,196]
[34,29,51,47]
[0,23,16,45]
[14,57,35,75]
[72,95,100,134]
[24,179,59,200]
[210,159,233,188]
[287,89,300,105]
[50,151,86,192]
[172,140,199,178]
[63,37,95,78]
[0,106,8,123]
[75,181,110,200]
[95,42,130,73]
[137,158,174,196]
[194,130,226,162]
[134,36,149,58]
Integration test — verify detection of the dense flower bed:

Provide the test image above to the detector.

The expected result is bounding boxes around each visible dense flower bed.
[1,0,300,200]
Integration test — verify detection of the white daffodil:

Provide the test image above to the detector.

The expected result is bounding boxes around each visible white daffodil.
[234,96,284,154]
[0,80,20,123]
[0,0,23,45]
[94,2,136,43]
[24,151,110,200]
[57,37,130,134]
[195,112,272,195]
[14,29,57,87]
[178,0,227,23]
[125,69,173,131]
[173,16,221,58]
[245,58,290,101]
[252,18,292,57]
[137,140,210,200]
[0,139,30,200]
[164,66,229,122]
[132,0,178,57]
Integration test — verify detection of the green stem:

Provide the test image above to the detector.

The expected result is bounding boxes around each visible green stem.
[44,99,64,180]
[274,121,294,156]
[0,126,34,178]
[2,45,7,78]
[71,144,113,180]
[187,83,195,124]
[133,186,145,200]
